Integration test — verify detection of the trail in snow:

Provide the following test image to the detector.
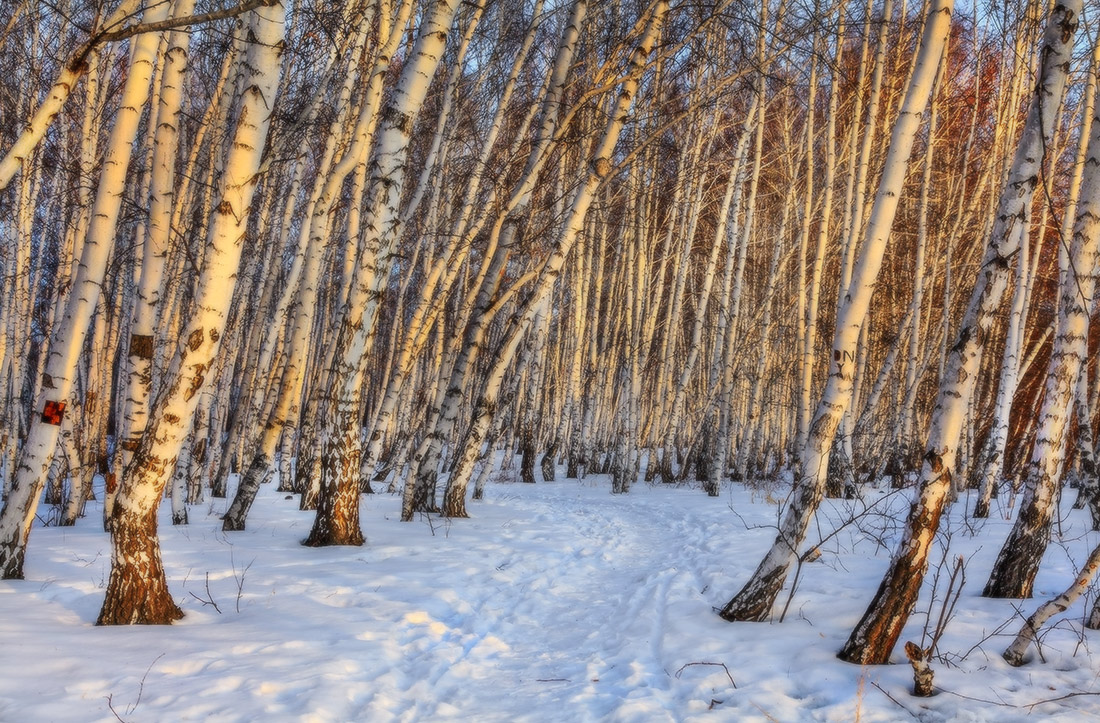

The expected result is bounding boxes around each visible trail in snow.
[1,475,1099,722]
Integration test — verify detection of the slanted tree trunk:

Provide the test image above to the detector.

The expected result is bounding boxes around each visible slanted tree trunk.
[113,0,196,525]
[972,226,1032,518]
[898,25,944,464]
[222,1,381,531]
[0,0,170,579]
[707,87,763,495]
[718,0,954,623]
[440,0,669,514]
[984,35,1099,597]
[837,0,1079,663]
[0,0,143,192]
[1072,365,1100,525]
[798,16,843,454]
[97,3,286,625]
[1003,540,1100,665]
[407,0,589,520]
[305,0,461,546]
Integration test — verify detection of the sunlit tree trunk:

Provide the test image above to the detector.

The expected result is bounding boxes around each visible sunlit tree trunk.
[360,0,543,492]
[1003,540,1100,665]
[304,0,461,546]
[798,16,843,454]
[221,0,384,531]
[972,204,1033,518]
[97,2,286,625]
[0,0,170,579]
[113,0,197,526]
[984,51,1100,598]
[719,0,953,623]
[1072,363,1100,526]
[838,0,1078,663]
[410,0,588,520]
[704,91,759,495]
[441,0,669,516]
[0,0,143,192]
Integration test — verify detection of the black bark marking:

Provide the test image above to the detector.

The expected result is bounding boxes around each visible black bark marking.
[130,334,154,359]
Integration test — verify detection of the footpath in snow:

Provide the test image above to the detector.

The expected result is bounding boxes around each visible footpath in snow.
[1,474,1100,721]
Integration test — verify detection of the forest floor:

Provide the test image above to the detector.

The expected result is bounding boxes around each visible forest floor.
[2,469,1100,721]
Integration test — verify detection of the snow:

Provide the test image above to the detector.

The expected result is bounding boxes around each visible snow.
[2,473,1100,722]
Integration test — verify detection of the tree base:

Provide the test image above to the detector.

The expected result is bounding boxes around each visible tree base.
[222,516,246,532]
[0,543,26,580]
[718,568,784,622]
[97,516,183,625]
[302,533,364,547]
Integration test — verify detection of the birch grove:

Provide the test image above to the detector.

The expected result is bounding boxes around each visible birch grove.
[838,0,1079,664]
[0,0,1099,698]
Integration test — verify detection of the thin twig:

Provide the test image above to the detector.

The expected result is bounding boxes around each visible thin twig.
[188,572,222,613]
[1025,690,1100,710]
[105,694,127,723]
[869,681,919,718]
[128,653,165,714]
[674,661,736,688]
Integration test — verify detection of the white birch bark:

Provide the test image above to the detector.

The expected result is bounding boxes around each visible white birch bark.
[1072,357,1100,525]
[661,148,739,478]
[1002,541,1100,666]
[440,0,669,516]
[719,0,953,622]
[798,17,842,451]
[838,0,1079,663]
[112,0,197,521]
[704,93,759,493]
[304,0,461,546]
[898,28,945,459]
[97,2,286,624]
[407,0,589,519]
[221,0,390,529]
[984,52,1100,597]
[0,0,170,578]
[0,0,280,193]
[0,0,144,192]
[972,213,1032,517]
[358,0,542,487]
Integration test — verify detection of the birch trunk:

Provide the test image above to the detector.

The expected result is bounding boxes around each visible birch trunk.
[1002,540,1100,665]
[1072,362,1100,526]
[221,0,386,530]
[0,0,170,578]
[114,0,196,519]
[304,0,460,546]
[719,0,953,622]
[0,0,144,192]
[838,0,1079,663]
[407,0,588,520]
[984,59,1100,597]
[441,0,669,517]
[97,3,285,625]
[972,211,1032,518]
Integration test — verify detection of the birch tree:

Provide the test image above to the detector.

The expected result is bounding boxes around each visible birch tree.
[984,33,1100,598]
[838,0,1079,663]
[97,2,286,624]
[0,0,171,578]
[405,0,589,520]
[303,0,461,546]
[440,0,670,516]
[719,0,954,622]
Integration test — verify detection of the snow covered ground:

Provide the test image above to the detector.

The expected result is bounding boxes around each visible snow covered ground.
[2,471,1100,722]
